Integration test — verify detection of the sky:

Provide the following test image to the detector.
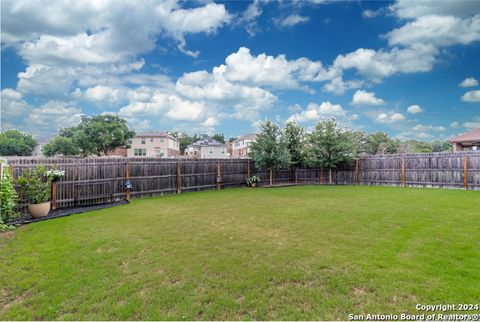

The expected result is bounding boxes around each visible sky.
[1,0,480,141]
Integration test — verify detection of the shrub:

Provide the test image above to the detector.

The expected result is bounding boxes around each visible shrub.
[17,165,52,204]
[246,176,260,187]
[0,166,19,230]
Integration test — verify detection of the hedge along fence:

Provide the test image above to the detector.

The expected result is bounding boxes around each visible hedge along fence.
[4,151,480,214]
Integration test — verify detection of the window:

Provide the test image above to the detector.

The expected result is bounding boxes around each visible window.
[141,138,146,144]
[209,147,213,154]
[150,138,154,142]
[160,139,164,142]
[221,147,225,154]
[155,148,164,157]
[134,148,146,156]
[128,139,132,145]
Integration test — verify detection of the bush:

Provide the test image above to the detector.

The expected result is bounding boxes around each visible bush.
[17,165,52,205]
[0,166,19,230]
[246,176,260,187]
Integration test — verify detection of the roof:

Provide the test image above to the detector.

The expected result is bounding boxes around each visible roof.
[187,137,225,147]
[232,133,257,142]
[450,128,480,143]
[135,131,178,141]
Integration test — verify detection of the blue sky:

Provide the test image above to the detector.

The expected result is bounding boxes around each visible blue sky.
[1,0,480,140]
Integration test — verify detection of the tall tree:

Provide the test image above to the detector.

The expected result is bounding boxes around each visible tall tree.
[365,132,399,155]
[170,132,201,153]
[211,133,226,143]
[0,130,37,156]
[284,122,306,169]
[250,120,291,185]
[306,119,355,184]
[60,115,135,156]
[42,136,81,157]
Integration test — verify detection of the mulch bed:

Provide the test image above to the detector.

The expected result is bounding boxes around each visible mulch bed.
[18,200,129,225]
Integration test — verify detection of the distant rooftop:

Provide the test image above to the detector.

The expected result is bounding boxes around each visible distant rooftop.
[450,128,480,143]
[233,133,257,142]
[187,137,224,147]
[135,131,178,141]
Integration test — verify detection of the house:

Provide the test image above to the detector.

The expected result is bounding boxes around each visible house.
[185,137,228,159]
[127,131,180,157]
[231,134,257,158]
[32,136,52,157]
[450,128,480,152]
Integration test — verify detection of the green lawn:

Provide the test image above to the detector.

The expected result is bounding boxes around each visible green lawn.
[1,186,479,320]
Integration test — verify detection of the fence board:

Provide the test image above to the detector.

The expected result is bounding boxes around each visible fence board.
[5,151,480,214]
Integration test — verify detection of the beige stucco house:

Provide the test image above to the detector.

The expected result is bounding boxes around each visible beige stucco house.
[185,137,228,159]
[232,134,257,158]
[127,131,180,157]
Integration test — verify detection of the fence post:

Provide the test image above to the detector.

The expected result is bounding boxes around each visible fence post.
[51,182,57,209]
[216,160,221,190]
[401,157,406,188]
[464,155,468,190]
[247,159,251,178]
[295,167,298,184]
[319,168,323,185]
[269,168,273,186]
[176,161,181,194]
[125,161,130,201]
[355,159,359,185]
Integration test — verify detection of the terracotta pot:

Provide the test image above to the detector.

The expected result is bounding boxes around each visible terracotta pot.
[28,202,50,218]
[251,183,257,188]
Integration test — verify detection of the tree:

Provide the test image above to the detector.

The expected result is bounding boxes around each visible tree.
[0,130,37,156]
[249,120,291,185]
[228,136,238,143]
[42,136,81,157]
[284,122,306,169]
[60,115,135,156]
[430,140,452,152]
[364,132,399,155]
[170,132,201,154]
[211,133,226,144]
[306,119,355,184]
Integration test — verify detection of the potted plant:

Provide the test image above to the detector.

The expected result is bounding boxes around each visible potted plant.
[45,167,65,182]
[246,175,260,188]
[17,165,52,218]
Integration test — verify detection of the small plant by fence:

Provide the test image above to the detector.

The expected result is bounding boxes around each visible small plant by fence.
[4,151,480,213]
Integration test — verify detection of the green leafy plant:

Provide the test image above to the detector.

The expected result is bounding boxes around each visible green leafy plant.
[17,165,52,204]
[0,166,19,230]
[245,176,260,187]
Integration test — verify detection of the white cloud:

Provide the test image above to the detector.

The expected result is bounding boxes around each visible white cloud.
[351,90,385,106]
[333,45,438,83]
[221,47,332,89]
[459,77,479,87]
[286,101,347,123]
[390,0,480,19]
[275,14,310,27]
[119,92,207,122]
[450,121,460,128]
[463,118,480,129]
[461,90,480,102]
[407,104,423,114]
[84,85,120,105]
[376,112,405,123]
[412,124,446,132]
[2,0,231,59]
[386,14,480,48]
[362,9,380,18]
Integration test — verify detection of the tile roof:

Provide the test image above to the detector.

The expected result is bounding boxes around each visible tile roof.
[450,128,480,143]
[187,137,224,147]
[233,133,257,142]
[135,131,178,141]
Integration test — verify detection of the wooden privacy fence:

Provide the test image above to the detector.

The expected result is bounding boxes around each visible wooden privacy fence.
[4,151,480,213]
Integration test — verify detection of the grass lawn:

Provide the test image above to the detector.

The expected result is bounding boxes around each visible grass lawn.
[1,186,479,320]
